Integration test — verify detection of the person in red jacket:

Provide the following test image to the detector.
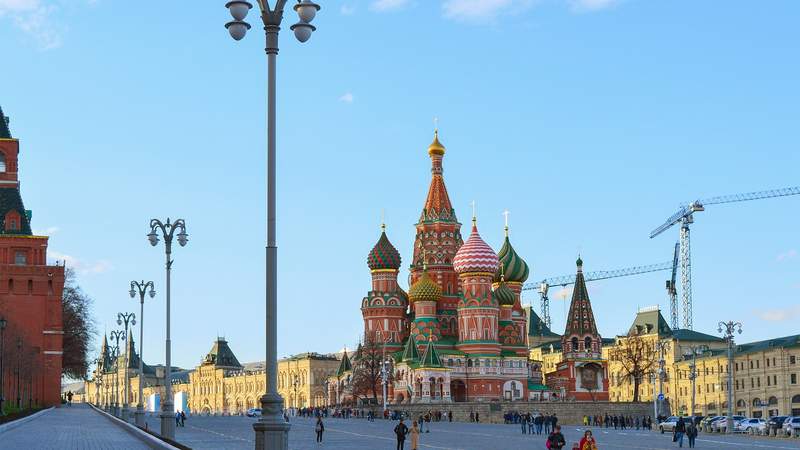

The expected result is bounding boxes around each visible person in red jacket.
[579,430,598,450]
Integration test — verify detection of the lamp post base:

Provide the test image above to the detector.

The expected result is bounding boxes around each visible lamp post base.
[122,403,130,422]
[253,393,290,450]
[135,404,145,427]
[160,401,176,440]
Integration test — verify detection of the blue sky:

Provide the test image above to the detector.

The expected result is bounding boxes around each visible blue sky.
[2,0,799,373]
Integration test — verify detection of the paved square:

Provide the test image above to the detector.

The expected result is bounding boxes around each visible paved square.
[144,415,800,450]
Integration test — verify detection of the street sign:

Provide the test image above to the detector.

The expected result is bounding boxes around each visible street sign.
[658,394,665,401]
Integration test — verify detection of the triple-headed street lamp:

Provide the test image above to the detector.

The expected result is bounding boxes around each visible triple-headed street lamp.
[681,344,708,419]
[130,280,156,427]
[223,1,320,449]
[148,218,188,440]
[118,312,136,421]
[718,320,742,434]
[110,330,125,417]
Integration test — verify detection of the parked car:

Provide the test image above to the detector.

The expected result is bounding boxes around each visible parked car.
[659,416,679,433]
[246,408,262,417]
[768,416,789,434]
[709,416,729,432]
[700,416,722,430]
[736,418,766,433]
[716,416,746,433]
[782,417,800,436]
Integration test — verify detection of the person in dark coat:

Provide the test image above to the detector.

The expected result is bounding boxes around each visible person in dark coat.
[547,425,566,450]
[395,419,409,450]
[674,417,686,448]
[686,419,697,448]
[315,416,325,443]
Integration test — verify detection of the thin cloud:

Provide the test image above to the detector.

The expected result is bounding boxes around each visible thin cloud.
[754,305,800,322]
[340,4,356,15]
[49,250,112,275]
[370,0,409,13]
[442,0,535,24]
[339,92,355,104]
[569,0,619,12]
[776,249,797,262]
[33,226,59,236]
[0,0,63,50]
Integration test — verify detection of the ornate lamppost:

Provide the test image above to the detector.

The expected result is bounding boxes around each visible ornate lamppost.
[0,316,6,416]
[130,280,156,427]
[223,1,320,448]
[148,218,188,439]
[15,336,21,408]
[110,330,126,417]
[681,344,708,419]
[718,320,742,434]
[118,312,137,421]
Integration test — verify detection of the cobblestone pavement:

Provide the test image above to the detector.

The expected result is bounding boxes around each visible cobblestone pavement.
[0,403,152,450]
[144,414,800,450]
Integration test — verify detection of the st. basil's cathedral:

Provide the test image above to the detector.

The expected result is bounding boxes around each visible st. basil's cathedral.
[346,131,609,404]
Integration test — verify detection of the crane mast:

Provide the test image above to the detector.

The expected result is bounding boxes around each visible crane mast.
[667,242,679,329]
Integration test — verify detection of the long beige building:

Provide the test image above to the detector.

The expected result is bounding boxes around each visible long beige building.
[85,337,341,414]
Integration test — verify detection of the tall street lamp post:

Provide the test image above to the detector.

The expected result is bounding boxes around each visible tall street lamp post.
[110,330,125,417]
[130,280,156,427]
[148,218,188,440]
[118,312,137,422]
[223,2,320,449]
[377,331,392,415]
[681,344,707,419]
[655,340,670,419]
[93,357,102,407]
[0,316,5,416]
[718,320,742,434]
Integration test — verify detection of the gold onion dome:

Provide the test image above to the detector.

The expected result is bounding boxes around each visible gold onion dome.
[367,225,402,271]
[408,269,442,303]
[494,280,516,307]
[428,130,446,156]
[494,234,530,283]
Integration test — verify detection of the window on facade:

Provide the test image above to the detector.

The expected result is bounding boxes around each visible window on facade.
[584,337,592,351]
[767,358,770,367]
[756,360,760,369]
[792,374,797,384]
[27,279,32,294]
[0,153,5,172]
[14,251,26,266]
[571,337,579,351]
[791,355,796,364]
[750,361,753,369]
[757,377,761,387]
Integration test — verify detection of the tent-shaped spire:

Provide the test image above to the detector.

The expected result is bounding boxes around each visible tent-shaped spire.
[401,337,419,362]
[563,256,599,337]
[99,333,113,372]
[202,337,242,368]
[336,349,352,376]
[419,338,442,367]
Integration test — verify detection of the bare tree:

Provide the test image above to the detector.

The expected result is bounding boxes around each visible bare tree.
[350,336,390,404]
[609,333,657,402]
[62,268,97,380]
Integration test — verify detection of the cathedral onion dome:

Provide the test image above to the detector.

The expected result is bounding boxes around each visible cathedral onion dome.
[494,234,530,283]
[453,221,499,274]
[493,281,516,307]
[408,269,441,303]
[428,130,446,156]
[367,225,401,271]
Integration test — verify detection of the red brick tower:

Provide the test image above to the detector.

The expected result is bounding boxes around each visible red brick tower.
[0,106,65,407]
[362,224,408,352]
[547,257,609,401]
[409,131,463,344]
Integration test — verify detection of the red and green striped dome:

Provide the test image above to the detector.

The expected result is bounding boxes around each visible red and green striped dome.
[367,228,401,271]
[493,281,516,307]
[408,270,442,303]
[494,235,530,283]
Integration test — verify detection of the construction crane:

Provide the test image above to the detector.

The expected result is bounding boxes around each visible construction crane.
[650,186,800,330]
[522,261,673,329]
[665,242,679,330]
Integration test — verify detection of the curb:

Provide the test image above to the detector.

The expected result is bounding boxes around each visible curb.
[89,404,183,450]
[0,407,54,434]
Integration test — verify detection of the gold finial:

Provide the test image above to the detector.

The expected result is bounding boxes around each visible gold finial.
[380,209,386,232]
[500,262,506,282]
[502,209,510,237]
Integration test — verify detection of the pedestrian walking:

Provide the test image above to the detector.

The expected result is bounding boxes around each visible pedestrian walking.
[673,417,686,448]
[315,416,325,444]
[175,411,181,427]
[686,419,697,448]
[181,410,186,427]
[546,424,566,450]
[521,414,527,434]
[410,420,420,450]
[67,391,73,406]
[395,419,409,450]
[579,429,598,450]
[528,414,535,434]
[475,412,479,423]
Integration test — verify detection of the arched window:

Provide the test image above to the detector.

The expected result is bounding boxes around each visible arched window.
[752,398,761,407]
[584,337,592,351]
[768,396,778,405]
[792,394,800,403]
[737,399,746,407]
[571,337,579,351]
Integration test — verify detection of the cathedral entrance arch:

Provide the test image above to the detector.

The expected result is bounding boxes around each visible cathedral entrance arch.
[450,380,466,402]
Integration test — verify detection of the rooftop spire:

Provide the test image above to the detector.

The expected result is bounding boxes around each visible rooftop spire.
[471,200,477,227]
[503,209,510,236]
